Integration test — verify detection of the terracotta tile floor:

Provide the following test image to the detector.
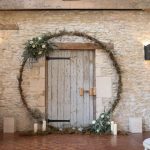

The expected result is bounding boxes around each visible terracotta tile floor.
[0,132,149,150]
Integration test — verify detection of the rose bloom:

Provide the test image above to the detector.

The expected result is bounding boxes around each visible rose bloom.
[92,120,96,124]
[38,51,42,55]
[32,45,36,48]
[29,40,33,44]
[107,121,110,125]
[106,115,110,119]
[42,44,46,48]
[38,37,42,40]
[101,114,104,118]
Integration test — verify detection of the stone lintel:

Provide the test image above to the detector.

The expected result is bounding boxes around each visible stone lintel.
[0,23,19,30]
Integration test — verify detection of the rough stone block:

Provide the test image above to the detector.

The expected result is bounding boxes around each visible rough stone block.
[96,67,101,76]
[95,55,103,65]
[96,98,104,119]
[129,117,142,133]
[40,67,45,78]
[0,23,19,30]
[37,96,45,107]
[37,107,45,113]
[30,79,45,92]
[96,77,112,98]
[3,117,16,133]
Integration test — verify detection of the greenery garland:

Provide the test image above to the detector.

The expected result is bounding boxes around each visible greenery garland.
[23,36,56,61]
[77,111,111,134]
[18,30,122,133]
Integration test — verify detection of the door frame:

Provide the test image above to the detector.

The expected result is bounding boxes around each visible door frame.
[45,42,98,121]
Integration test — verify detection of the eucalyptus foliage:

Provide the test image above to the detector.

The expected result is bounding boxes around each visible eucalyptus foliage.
[90,112,111,134]
[23,36,55,60]
[82,111,111,134]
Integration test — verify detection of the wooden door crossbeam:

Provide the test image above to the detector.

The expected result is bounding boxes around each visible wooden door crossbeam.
[46,57,70,60]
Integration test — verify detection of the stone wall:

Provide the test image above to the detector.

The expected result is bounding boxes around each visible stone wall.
[0,0,150,9]
[0,10,150,131]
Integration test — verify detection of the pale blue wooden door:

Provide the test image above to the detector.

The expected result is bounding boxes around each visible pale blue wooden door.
[48,50,95,128]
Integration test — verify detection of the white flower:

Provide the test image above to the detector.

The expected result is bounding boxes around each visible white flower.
[38,51,42,55]
[72,127,76,130]
[59,128,63,131]
[96,129,100,133]
[101,114,104,119]
[38,37,42,40]
[78,127,83,132]
[42,44,46,49]
[32,45,36,48]
[92,120,96,124]
[106,116,110,119]
[107,121,110,125]
[29,40,33,44]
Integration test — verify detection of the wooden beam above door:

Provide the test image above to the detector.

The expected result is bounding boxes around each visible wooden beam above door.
[54,43,100,50]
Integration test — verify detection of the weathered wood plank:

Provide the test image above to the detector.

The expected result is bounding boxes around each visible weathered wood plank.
[76,51,84,127]
[57,51,65,128]
[55,43,100,50]
[51,52,59,127]
[89,51,95,122]
[83,50,90,126]
[93,51,96,120]
[63,50,71,128]
[48,59,52,121]
[70,51,77,127]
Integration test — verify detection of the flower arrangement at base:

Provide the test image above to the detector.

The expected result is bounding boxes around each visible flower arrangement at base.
[90,112,111,134]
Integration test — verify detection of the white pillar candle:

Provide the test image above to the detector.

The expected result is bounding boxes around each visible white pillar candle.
[113,123,117,136]
[34,123,38,133]
[42,120,46,132]
[111,121,114,134]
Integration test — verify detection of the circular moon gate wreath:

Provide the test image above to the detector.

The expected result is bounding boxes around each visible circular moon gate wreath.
[18,30,122,122]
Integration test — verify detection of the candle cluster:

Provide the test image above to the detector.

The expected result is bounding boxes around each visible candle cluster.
[34,120,47,133]
[111,121,117,135]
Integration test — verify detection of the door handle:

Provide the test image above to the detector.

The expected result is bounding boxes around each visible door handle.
[89,88,96,96]
[80,88,84,96]
[93,87,96,96]
[89,88,93,96]
[80,88,96,96]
